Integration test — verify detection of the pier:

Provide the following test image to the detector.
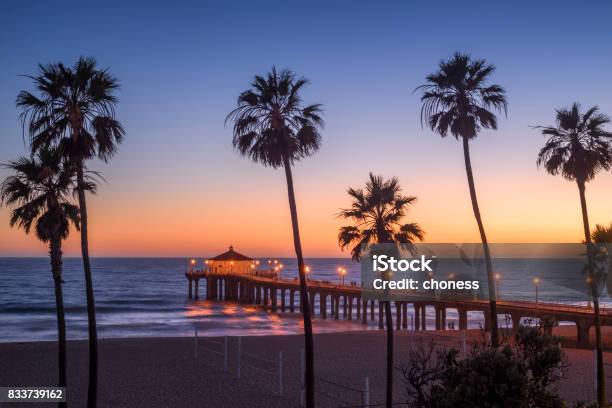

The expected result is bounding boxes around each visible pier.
[186,270,612,348]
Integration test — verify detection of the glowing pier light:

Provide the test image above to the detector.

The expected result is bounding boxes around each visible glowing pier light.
[337,267,347,285]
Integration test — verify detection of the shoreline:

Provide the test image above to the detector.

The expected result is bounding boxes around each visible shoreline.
[3,324,612,349]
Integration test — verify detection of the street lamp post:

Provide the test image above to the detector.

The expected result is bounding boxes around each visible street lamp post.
[533,277,540,307]
[337,267,347,286]
[495,273,501,300]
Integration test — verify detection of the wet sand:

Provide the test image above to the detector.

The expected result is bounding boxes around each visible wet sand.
[1,328,611,407]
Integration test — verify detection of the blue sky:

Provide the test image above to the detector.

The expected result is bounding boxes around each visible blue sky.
[1,0,611,256]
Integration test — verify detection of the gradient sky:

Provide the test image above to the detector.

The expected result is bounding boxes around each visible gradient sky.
[1,0,611,257]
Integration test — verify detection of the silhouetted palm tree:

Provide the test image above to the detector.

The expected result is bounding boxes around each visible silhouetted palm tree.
[338,173,424,408]
[17,57,124,408]
[536,103,612,406]
[226,67,323,408]
[1,147,83,408]
[417,52,507,347]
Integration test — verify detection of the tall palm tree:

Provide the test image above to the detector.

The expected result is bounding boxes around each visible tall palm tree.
[536,103,612,406]
[338,173,424,408]
[1,147,82,408]
[416,52,507,347]
[226,67,323,408]
[16,57,125,407]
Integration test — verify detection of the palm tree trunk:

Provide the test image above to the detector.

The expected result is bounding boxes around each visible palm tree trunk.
[462,136,499,347]
[76,159,98,408]
[577,181,606,407]
[282,154,315,408]
[384,301,393,408]
[50,237,67,408]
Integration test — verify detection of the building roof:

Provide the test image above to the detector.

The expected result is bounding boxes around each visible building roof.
[210,246,253,261]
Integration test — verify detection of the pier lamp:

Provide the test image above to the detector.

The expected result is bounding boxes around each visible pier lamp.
[338,267,347,286]
[189,259,196,273]
[230,260,234,275]
[533,277,541,307]
[305,266,311,280]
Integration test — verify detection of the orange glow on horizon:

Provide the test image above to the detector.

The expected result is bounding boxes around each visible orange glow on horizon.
[1,155,611,257]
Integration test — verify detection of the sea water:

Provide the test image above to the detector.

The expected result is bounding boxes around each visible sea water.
[0,257,609,342]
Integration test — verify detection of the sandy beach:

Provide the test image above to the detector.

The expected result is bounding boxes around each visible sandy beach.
[1,328,611,407]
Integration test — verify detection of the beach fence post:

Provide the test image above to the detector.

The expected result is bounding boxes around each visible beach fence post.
[461,330,467,357]
[237,337,242,379]
[194,326,198,358]
[278,351,283,396]
[363,376,370,408]
[300,348,305,407]
[224,336,228,372]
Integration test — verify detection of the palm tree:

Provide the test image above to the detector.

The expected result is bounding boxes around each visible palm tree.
[416,52,507,347]
[16,57,125,407]
[1,147,82,408]
[536,103,612,406]
[226,67,323,408]
[338,173,424,408]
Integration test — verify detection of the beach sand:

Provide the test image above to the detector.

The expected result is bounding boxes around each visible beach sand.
[1,328,611,407]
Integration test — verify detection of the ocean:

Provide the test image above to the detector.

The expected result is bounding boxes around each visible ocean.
[0,257,609,342]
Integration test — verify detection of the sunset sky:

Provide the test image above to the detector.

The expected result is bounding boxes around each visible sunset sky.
[1,0,611,257]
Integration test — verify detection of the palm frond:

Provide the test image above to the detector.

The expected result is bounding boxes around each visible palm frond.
[1,147,80,243]
[338,174,425,260]
[416,52,507,141]
[536,103,612,182]
[226,67,324,169]
[17,57,124,163]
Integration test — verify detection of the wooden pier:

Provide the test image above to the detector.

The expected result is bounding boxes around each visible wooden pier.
[186,271,612,348]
